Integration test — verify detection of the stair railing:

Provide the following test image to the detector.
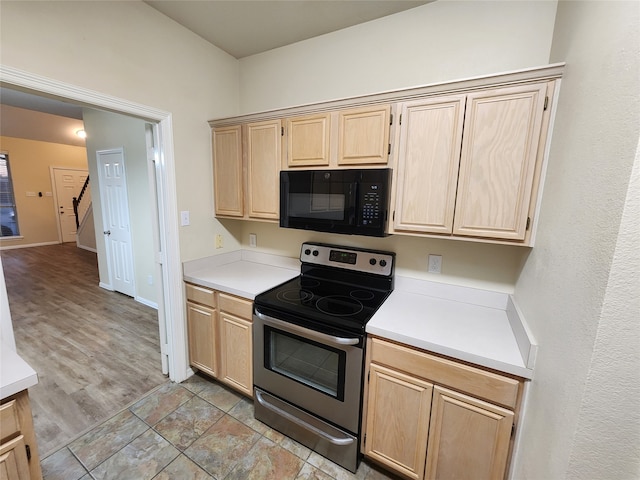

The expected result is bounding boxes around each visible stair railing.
[73,175,90,229]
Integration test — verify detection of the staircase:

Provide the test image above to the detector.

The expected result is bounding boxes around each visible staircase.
[73,176,96,252]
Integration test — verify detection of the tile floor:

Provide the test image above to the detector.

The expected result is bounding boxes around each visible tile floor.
[40,374,399,480]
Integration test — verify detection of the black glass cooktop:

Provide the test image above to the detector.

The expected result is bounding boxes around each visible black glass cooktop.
[254,274,392,334]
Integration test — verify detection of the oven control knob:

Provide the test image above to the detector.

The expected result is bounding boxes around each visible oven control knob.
[369,258,377,266]
[312,250,319,256]
[379,259,387,267]
[304,249,311,256]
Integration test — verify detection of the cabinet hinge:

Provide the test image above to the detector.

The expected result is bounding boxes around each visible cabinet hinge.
[363,433,367,446]
[526,217,531,231]
[388,143,391,155]
[392,211,395,221]
[25,444,31,461]
[281,126,284,136]
[389,113,393,125]
[367,371,370,383]
[399,114,402,125]
[544,96,549,111]
[511,423,516,438]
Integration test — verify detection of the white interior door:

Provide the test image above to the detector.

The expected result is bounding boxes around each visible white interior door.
[96,148,135,298]
[52,168,88,243]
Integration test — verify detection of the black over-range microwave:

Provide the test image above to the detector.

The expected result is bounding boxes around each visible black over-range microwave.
[280,168,391,237]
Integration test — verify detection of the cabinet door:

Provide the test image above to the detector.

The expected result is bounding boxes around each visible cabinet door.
[338,105,391,165]
[212,125,243,217]
[364,364,433,480]
[453,83,547,240]
[0,435,31,480]
[246,120,281,220]
[393,96,466,234]
[286,113,331,167]
[186,301,217,377]
[425,386,514,480]
[219,312,252,396]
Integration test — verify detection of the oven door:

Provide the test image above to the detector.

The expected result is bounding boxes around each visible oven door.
[253,309,364,434]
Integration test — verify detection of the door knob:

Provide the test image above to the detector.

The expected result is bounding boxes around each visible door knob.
[104,230,111,236]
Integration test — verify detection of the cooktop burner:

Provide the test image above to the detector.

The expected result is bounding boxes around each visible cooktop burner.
[254,242,395,334]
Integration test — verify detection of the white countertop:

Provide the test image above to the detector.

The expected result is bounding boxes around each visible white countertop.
[368,288,533,378]
[183,250,536,379]
[1,343,38,399]
[183,250,299,300]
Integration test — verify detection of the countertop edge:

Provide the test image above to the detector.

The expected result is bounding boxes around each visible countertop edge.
[1,345,38,400]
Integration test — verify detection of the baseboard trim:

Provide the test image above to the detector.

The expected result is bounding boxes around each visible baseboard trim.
[77,244,97,253]
[0,241,59,251]
[99,282,113,291]
[135,296,158,310]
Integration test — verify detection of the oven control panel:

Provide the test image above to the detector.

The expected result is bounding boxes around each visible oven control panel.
[300,242,394,277]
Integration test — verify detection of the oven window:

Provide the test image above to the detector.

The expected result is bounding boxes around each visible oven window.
[265,327,345,400]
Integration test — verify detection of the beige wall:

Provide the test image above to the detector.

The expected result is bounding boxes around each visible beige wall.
[239,1,557,112]
[0,136,88,247]
[0,0,241,262]
[513,2,640,479]
[83,109,157,305]
[233,0,558,292]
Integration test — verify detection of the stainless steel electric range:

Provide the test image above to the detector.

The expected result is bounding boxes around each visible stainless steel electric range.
[253,242,395,473]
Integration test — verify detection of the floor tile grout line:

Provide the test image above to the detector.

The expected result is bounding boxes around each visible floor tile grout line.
[41,378,171,462]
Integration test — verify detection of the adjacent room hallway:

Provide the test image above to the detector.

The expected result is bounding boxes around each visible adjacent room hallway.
[1,243,168,457]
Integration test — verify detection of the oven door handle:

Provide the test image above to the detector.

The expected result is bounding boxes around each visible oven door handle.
[255,311,360,346]
[254,389,355,446]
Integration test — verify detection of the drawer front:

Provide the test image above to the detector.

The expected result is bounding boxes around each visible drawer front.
[185,283,216,308]
[218,293,253,320]
[369,337,521,409]
[0,400,20,442]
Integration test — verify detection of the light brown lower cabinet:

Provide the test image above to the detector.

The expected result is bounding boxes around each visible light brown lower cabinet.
[0,390,42,480]
[185,283,253,397]
[362,337,523,480]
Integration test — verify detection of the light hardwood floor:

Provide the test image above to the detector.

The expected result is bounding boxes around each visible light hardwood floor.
[2,243,168,457]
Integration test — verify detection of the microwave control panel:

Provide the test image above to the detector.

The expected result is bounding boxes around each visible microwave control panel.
[359,183,382,226]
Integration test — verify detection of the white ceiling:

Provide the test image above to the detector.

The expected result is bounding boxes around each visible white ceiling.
[144,0,430,59]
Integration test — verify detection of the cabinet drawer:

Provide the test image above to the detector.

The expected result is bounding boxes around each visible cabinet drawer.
[185,283,216,308]
[0,400,20,442]
[218,293,253,320]
[369,337,521,409]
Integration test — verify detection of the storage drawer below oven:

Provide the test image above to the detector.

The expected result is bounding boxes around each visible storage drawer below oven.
[254,388,359,473]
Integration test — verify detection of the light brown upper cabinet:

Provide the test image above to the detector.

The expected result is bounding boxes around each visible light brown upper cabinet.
[284,105,391,168]
[453,83,548,240]
[286,113,331,167]
[246,120,282,220]
[337,105,391,166]
[212,119,282,222]
[391,81,553,244]
[212,125,243,217]
[392,95,466,234]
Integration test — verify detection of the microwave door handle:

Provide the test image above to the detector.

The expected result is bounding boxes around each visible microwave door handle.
[254,311,360,346]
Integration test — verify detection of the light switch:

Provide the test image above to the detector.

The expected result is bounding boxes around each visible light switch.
[180,210,190,226]
[428,254,442,274]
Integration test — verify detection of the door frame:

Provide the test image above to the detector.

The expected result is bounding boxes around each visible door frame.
[50,167,89,244]
[1,65,188,382]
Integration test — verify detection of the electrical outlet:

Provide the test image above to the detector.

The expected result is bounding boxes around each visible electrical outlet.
[249,233,257,248]
[428,254,442,274]
[215,234,223,249]
[147,275,153,285]
[180,210,190,226]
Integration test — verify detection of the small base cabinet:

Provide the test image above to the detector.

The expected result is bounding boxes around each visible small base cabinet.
[0,390,42,480]
[185,283,253,397]
[362,337,523,480]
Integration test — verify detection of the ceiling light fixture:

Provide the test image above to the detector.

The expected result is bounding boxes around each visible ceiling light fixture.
[76,129,87,139]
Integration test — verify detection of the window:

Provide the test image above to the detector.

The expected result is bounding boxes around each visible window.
[0,153,20,237]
